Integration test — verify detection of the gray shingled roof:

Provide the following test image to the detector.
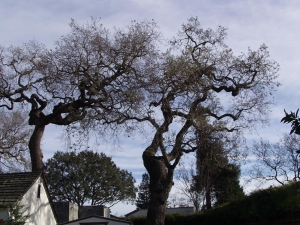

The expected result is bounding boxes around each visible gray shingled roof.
[0,172,42,207]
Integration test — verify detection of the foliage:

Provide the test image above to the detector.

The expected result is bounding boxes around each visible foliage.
[130,182,300,225]
[0,201,30,225]
[128,216,146,225]
[196,182,300,225]
[44,150,137,207]
[193,128,245,210]
[281,109,300,135]
[175,131,244,211]
[136,172,151,209]
[0,111,31,173]
[248,133,300,186]
[212,164,244,207]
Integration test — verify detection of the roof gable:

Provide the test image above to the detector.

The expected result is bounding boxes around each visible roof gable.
[0,172,42,207]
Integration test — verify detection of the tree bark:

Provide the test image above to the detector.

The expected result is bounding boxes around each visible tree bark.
[29,123,45,171]
[205,186,212,210]
[143,149,174,225]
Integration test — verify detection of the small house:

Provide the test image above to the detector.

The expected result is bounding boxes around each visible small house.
[0,172,58,224]
[58,215,132,225]
[54,202,131,225]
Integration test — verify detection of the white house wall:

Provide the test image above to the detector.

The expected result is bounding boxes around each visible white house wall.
[20,177,57,225]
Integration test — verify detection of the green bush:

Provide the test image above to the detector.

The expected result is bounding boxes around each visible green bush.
[130,182,300,225]
[0,200,30,225]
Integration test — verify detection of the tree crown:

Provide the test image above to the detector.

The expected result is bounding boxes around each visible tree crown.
[45,150,137,207]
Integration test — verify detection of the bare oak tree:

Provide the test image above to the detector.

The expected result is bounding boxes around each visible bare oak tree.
[175,162,203,211]
[105,18,279,224]
[0,110,31,172]
[247,134,300,187]
[0,19,159,171]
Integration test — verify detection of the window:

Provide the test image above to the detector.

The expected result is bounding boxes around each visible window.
[37,184,41,198]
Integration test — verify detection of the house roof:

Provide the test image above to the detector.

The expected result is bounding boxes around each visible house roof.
[124,209,140,217]
[0,171,59,223]
[0,171,42,207]
[58,215,132,225]
[125,207,194,217]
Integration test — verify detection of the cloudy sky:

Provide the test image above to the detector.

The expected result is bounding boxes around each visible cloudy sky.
[1,0,300,216]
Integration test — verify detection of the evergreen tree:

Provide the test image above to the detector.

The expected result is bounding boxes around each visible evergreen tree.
[45,150,137,207]
[213,164,245,207]
[136,172,151,209]
[194,127,244,209]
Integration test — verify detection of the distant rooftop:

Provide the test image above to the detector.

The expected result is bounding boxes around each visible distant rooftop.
[125,206,194,217]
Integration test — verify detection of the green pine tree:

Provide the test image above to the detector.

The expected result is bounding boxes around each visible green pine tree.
[136,172,151,209]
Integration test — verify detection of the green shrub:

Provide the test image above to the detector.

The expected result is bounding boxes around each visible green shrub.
[0,200,30,225]
[130,182,300,225]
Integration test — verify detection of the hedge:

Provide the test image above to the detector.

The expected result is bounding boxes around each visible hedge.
[129,181,300,225]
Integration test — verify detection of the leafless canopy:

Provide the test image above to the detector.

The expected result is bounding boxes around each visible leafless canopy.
[247,134,300,187]
[103,17,279,171]
[100,17,279,225]
[0,17,280,224]
[0,18,160,171]
[0,110,31,172]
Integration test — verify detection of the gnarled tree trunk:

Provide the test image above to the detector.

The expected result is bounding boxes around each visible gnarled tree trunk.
[28,105,48,172]
[29,123,45,171]
[143,149,174,225]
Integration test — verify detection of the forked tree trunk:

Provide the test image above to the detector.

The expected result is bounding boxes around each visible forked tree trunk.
[143,150,174,225]
[29,123,45,171]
